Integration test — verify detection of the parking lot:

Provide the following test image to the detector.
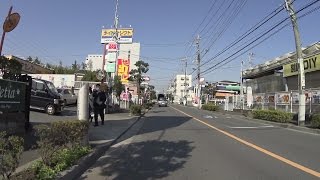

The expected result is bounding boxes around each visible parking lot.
[30,105,78,123]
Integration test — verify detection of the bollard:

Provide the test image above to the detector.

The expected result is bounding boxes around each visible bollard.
[77,83,89,121]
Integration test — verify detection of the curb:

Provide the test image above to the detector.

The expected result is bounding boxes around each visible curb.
[56,109,149,180]
[175,104,320,135]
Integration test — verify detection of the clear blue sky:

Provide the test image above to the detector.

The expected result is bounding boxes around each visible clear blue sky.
[1,0,320,91]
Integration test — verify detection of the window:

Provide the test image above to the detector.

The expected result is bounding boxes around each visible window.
[63,89,70,94]
[36,82,45,91]
[32,81,36,90]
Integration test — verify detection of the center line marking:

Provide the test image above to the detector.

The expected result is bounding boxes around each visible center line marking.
[171,106,320,178]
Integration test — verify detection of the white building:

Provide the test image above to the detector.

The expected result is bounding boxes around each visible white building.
[85,42,141,72]
[172,74,193,103]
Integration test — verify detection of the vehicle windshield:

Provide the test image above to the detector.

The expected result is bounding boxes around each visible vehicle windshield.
[46,82,58,93]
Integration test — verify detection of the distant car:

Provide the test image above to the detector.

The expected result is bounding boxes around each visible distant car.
[158,97,168,107]
[57,88,77,105]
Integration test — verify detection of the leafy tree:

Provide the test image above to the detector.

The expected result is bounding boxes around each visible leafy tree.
[34,57,41,64]
[81,62,87,70]
[27,56,33,62]
[113,76,124,103]
[129,60,149,104]
[81,71,99,82]
[0,56,22,79]
[72,60,79,72]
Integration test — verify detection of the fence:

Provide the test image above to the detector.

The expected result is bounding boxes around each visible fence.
[225,88,320,114]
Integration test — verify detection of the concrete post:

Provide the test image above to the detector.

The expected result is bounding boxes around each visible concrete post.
[77,83,89,121]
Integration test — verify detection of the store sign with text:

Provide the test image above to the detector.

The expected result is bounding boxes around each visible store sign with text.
[101,28,133,44]
[117,59,130,83]
[283,53,320,77]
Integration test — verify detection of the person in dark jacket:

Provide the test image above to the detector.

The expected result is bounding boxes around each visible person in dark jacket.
[92,84,107,126]
[88,86,93,122]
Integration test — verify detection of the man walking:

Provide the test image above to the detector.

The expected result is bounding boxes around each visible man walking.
[92,84,107,126]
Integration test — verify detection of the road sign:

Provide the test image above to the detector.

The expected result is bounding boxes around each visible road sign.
[3,12,20,32]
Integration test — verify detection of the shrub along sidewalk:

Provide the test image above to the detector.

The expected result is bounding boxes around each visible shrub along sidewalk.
[9,120,91,180]
[252,109,293,123]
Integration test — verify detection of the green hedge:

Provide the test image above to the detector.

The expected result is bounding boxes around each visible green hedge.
[252,110,292,123]
[201,104,219,111]
[310,114,320,128]
[144,102,154,110]
[130,105,142,115]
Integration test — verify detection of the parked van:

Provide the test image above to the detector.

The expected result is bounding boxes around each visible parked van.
[30,79,64,115]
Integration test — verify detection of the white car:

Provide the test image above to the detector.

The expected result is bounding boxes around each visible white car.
[57,88,77,105]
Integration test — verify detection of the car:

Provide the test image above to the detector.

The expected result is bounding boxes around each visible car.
[30,79,64,115]
[157,93,168,107]
[57,88,77,105]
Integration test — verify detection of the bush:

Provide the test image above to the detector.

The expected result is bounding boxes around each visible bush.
[0,132,24,179]
[201,104,219,111]
[252,110,292,123]
[144,102,153,110]
[35,120,89,167]
[130,105,142,115]
[310,114,320,128]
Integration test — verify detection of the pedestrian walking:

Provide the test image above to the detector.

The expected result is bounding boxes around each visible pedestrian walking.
[92,84,107,126]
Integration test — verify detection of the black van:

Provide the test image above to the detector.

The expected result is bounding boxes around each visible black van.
[30,79,64,115]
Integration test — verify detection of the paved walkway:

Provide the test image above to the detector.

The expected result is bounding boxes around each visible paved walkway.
[15,110,139,174]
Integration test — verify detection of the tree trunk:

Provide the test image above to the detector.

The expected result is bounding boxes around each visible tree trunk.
[137,80,140,105]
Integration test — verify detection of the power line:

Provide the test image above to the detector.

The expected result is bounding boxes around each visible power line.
[201,1,320,76]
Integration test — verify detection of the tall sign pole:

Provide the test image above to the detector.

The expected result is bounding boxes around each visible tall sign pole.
[285,0,305,126]
[0,6,20,56]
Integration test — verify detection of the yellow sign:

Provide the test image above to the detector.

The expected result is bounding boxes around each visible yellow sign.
[101,28,133,37]
[283,53,320,77]
[117,59,130,83]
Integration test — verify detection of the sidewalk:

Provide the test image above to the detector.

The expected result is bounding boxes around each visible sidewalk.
[15,110,143,175]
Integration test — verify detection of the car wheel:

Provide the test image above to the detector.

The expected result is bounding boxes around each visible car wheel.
[46,104,56,115]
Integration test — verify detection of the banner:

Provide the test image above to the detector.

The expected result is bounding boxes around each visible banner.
[283,53,320,77]
[311,90,320,104]
[276,92,290,105]
[253,93,264,104]
[101,28,133,44]
[117,59,130,83]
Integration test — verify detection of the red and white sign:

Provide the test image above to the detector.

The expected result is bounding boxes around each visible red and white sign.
[107,42,118,52]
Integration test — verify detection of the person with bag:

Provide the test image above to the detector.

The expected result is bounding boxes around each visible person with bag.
[92,84,107,126]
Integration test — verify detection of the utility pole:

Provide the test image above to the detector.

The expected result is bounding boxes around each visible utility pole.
[240,60,244,110]
[196,35,201,109]
[285,0,305,126]
[181,58,187,101]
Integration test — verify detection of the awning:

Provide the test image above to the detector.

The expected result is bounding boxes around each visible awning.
[215,92,233,97]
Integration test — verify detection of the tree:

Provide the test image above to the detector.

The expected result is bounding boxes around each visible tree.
[27,56,33,62]
[72,60,79,72]
[129,60,149,104]
[81,71,99,82]
[113,76,124,103]
[33,57,41,64]
[87,60,93,71]
[0,56,22,79]
[81,62,87,70]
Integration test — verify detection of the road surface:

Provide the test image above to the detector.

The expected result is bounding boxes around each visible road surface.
[80,104,320,180]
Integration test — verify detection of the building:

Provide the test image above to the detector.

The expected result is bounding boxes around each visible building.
[5,55,53,74]
[213,80,240,99]
[172,74,193,103]
[243,41,320,93]
[85,42,141,72]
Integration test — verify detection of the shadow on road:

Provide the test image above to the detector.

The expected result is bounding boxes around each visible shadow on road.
[80,140,194,180]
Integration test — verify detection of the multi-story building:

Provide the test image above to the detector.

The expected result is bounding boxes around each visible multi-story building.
[172,74,193,103]
[85,42,141,72]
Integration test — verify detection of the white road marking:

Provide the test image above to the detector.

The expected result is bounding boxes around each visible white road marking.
[203,115,213,118]
[228,125,274,129]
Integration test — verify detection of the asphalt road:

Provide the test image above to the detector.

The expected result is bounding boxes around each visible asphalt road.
[80,104,320,180]
[30,105,77,123]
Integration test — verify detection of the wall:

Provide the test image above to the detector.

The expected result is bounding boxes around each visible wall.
[245,73,285,94]
[30,74,76,88]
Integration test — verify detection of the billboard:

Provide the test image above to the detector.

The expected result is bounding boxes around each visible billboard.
[283,53,320,77]
[107,42,118,52]
[106,52,117,62]
[117,59,130,83]
[276,92,290,105]
[101,28,133,44]
[105,63,116,73]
